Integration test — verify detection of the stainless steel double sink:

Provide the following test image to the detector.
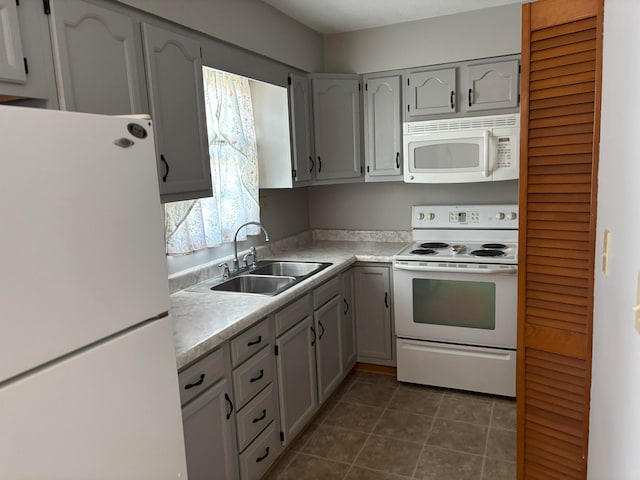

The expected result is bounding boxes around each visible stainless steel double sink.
[188,261,332,295]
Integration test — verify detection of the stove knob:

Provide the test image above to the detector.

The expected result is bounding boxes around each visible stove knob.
[507,212,518,220]
[418,212,425,220]
[496,212,506,220]
[427,212,435,220]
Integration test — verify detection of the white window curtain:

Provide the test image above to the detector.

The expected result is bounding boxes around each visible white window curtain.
[164,68,260,255]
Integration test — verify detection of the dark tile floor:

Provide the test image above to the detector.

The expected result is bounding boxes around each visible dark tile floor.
[265,370,516,480]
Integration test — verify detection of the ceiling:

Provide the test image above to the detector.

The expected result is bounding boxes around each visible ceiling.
[261,0,526,34]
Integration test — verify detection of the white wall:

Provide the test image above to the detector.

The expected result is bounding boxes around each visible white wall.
[117,0,324,72]
[588,0,640,478]
[323,4,521,73]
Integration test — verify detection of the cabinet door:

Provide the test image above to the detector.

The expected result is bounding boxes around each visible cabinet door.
[288,72,314,185]
[0,0,26,84]
[314,295,343,403]
[142,22,212,202]
[406,67,456,117]
[182,379,238,480]
[275,316,318,445]
[355,266,393,363]
[465,59,519,112]
[364,75,402,180]
[312,77,362,181]
[49,0,145,114]
[340,268,356,371]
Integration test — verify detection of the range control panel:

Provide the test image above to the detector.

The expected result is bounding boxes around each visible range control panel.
[412,204,519,229]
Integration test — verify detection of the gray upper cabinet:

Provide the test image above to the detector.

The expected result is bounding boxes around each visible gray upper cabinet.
[363,74,402,181]
[48,0,146,114]
[465,58,519,112]
[288,72,314,186]
[141,22,212,203]
[406,67,456,118]
[0,0,56,104]
[0,0,26,84]
[312,76,362,182]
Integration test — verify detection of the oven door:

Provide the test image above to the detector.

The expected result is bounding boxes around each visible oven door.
[393,262,517,348]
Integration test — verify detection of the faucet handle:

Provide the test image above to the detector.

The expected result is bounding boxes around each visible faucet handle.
[250,246,258,265]
[218,262,230,279]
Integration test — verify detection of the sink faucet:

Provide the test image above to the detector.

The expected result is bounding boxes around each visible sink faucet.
[233,222,270,272]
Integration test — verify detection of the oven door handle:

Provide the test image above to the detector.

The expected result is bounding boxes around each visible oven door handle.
[393,263,517,274]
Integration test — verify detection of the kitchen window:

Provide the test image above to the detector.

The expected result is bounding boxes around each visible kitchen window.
[164,67,261,255]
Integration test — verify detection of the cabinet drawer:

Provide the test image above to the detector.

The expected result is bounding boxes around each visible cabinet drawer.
[239,420,280,480]
[233,347,274,409]
[275,294,312,336]
[313,276,340,309]
[231,317,273,367]
[236,383,278,452]
[178,347,226,406]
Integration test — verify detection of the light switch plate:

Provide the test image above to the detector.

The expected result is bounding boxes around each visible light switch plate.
[602,229,611,275]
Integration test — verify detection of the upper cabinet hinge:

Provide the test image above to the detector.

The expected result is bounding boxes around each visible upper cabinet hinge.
[23,57,28,75]
[43,0,50,14]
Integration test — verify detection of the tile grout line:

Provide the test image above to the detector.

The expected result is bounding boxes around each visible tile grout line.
[410,388,445,479]
[479,398,496,480]
[348,376,399,478]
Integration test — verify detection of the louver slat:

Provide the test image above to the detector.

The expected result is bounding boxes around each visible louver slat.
[519,1,602,479]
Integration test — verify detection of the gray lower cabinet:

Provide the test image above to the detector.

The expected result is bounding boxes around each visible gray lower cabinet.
[179,346,239,480]
[355,265,394,365]
[340,268,357,371]
[48,0,146,115]
[275,308,318,445]
[314,294,343,403]
[230,317,281,480]
[141,22,212,203]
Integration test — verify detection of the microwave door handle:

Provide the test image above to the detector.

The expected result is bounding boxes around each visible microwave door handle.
[483,130,490,177]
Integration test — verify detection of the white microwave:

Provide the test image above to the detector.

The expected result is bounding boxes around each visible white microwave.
[403,113,520,183]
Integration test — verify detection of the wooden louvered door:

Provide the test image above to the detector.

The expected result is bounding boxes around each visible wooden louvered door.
[518,0,603,479]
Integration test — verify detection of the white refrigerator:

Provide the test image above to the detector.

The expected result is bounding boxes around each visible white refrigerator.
[0,105,187,479]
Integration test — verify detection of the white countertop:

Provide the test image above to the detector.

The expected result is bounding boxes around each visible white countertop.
[170,240,406,370]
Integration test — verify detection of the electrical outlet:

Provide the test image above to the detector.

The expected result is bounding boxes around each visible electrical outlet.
[602,229,611,275]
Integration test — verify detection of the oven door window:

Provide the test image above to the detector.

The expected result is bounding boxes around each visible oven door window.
[412,278,496,330]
